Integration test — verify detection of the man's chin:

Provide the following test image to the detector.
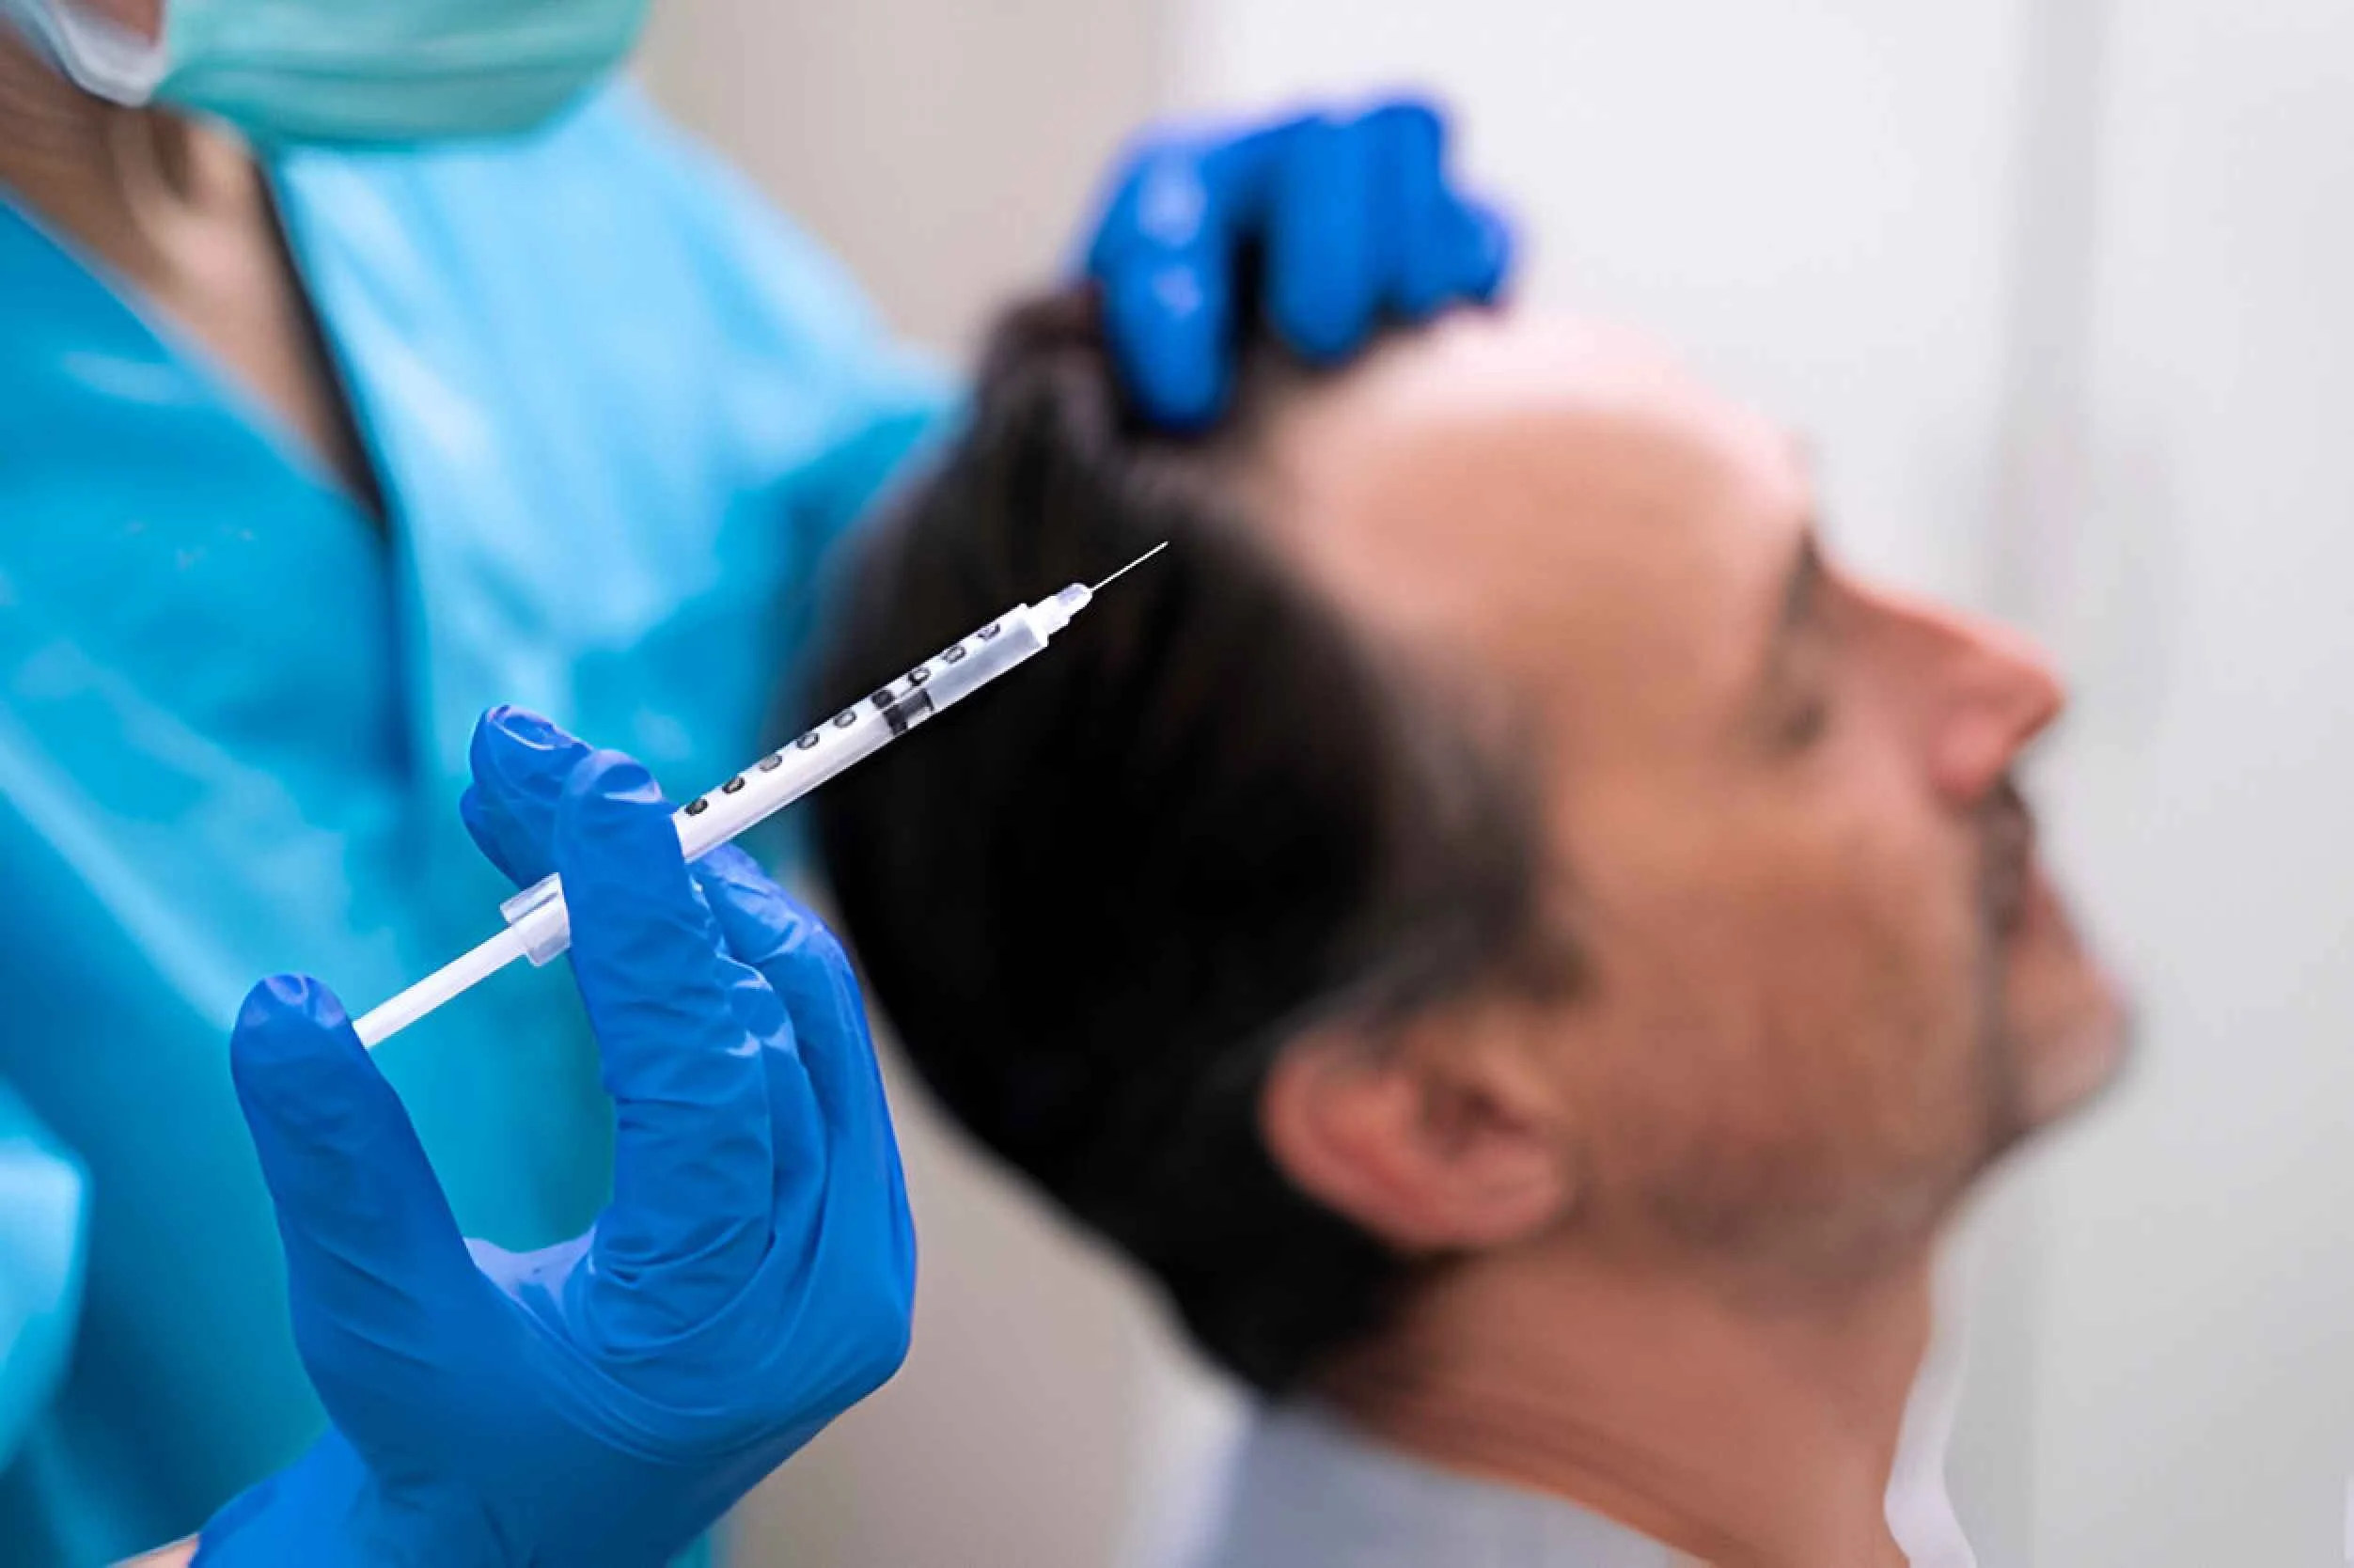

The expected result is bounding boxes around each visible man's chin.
[1996,870,2134,1137]
[2014,994,2136,1132]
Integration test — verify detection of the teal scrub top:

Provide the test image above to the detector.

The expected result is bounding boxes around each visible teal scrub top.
[0,84,949,1566]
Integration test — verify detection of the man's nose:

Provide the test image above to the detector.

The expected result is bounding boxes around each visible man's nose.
[1877,591,2066,803]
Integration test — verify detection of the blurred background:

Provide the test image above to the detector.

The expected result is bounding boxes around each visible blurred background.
[640,3,2354,1564]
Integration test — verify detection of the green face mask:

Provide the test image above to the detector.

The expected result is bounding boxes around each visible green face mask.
[3,0,653,146]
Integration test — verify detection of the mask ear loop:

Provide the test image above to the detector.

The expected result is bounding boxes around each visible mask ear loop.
[3,1,170,107]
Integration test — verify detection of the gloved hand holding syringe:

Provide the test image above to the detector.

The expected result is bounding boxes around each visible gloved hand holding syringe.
[353,541,1167,1049]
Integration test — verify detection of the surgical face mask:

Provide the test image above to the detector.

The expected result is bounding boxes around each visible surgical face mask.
[1,0,652,146]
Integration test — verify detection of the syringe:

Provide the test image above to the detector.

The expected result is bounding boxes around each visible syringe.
[353,544,1168,1050]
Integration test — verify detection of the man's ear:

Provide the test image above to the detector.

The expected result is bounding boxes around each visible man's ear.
[1259,1011,1575,1252]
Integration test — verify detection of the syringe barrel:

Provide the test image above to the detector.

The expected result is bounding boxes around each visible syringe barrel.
[495,596,1074,966]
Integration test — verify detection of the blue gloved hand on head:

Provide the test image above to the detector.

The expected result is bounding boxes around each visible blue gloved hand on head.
[1083,94,1514,430]
[196,706,915,1568]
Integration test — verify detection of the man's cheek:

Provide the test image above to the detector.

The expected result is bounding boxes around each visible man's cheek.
[1729,852,1984,1169]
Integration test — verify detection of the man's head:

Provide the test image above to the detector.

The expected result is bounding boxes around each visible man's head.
[808,291,2126,1393]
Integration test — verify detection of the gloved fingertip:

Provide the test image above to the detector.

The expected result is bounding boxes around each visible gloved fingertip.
[1361,93,1445,144]
[692,843,782,902]
[464,713,589,890]
[554,749,679,875]
[230,975,364,1115]
[1131,354,1230,431]
[559,747,665,817]
[1272,294,1366,368]
[1105,259,1231,430]
[697,840,761,876]
[492,703,563,745]
[473,703,554,760]
[1457,198,1516,302]
[1264,117,1386,366]
[694,847,823,969]
[234,973,350,1049]
[470,704,585,789]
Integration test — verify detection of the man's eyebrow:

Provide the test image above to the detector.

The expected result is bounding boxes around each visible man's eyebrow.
[1745,525,1827,708]
[1774,527,1825,645]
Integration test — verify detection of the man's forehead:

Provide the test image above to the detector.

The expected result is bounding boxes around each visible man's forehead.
[1315,311,1747,429]
[1263,310,1803,519]
[1254,308,1813,685]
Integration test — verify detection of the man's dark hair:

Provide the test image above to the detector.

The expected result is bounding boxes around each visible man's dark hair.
[805,290,1562,1393]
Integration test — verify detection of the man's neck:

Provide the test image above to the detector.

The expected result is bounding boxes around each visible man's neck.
[1321,1243,1937,1567]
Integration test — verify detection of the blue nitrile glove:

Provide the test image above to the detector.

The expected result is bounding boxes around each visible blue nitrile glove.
[196,706,916,1568]
[1083,95,1514,429]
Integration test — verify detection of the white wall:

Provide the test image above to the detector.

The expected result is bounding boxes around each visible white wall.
[640,0,1171,355]
[1176,0,2029,604]
[2021,0,2354,1559]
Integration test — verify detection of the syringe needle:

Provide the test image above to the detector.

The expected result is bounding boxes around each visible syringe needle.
[353,574,1110,1050]
[1091,541,1169,594]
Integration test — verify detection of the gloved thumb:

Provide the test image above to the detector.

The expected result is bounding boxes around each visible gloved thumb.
[231,977,483,1382]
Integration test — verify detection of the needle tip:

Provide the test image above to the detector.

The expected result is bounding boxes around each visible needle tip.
[1092,541,1170,594]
